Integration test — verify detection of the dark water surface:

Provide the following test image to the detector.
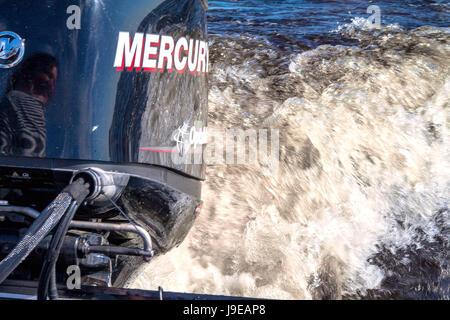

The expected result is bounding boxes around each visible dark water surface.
[208,0,449,50]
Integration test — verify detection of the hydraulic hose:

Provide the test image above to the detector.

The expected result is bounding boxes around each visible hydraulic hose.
[38,201,79,300]
[0,193,73,284]
[0,177,89,294]
[38,178,90,300]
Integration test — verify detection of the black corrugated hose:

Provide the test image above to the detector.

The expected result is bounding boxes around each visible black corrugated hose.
[0,177,90,298]
[0,193,73,285]
[38,178,90,300]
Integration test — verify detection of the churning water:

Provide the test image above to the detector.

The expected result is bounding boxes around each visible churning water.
[129,0,449,299]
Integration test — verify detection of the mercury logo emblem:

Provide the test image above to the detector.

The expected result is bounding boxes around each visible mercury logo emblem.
[0,31,25,68]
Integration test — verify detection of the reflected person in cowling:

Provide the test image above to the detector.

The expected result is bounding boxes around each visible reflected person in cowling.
[0,52,57,157]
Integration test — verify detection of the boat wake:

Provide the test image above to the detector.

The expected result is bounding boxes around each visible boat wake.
[129,23,449,299]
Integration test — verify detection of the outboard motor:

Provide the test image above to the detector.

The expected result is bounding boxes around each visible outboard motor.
[0,0,208,296]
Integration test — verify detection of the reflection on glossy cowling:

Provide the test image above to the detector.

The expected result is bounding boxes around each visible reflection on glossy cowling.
[0,53,57,157]
[0,0,207,180]
[110,0,208,179]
